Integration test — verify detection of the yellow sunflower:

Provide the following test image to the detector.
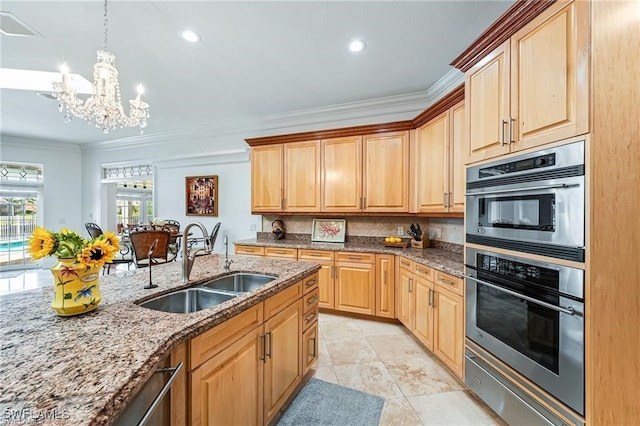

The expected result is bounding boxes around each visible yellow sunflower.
[28,226,55,260]
[77,240,115,268]
[100,231,120,252]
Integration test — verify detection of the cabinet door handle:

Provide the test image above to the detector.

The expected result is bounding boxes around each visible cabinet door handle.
[363,197,367,209]
[443,192,448,208]
[311,336,317,358]
[305,278,318,288]
[428,288,433,307]
[432,290,437,308]
[439,277,455,286]
[265,331,272,359]
[509,117,515,144]
[307,295,318,305]
[359,197,363,210]
[408,278,413,293]
[260,334,266,361]
[305,311,317,324]
[501,120,508,146]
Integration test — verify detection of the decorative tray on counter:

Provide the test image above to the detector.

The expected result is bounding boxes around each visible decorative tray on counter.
[383,241,409,248]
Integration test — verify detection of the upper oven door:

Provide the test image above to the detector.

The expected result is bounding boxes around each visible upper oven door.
[466,175,584,248]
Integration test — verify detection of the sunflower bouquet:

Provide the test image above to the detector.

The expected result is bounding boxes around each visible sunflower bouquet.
[28,226,120,268]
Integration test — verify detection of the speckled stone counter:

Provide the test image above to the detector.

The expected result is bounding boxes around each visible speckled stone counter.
[0,255,320,426]
[234,238,464,278]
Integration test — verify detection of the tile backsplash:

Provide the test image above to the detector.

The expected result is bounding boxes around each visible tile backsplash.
[262,216,464,245]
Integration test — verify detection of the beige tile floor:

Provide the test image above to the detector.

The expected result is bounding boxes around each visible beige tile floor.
[314,311,506,426]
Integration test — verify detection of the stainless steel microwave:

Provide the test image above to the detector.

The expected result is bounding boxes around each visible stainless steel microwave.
[465,141,585,262]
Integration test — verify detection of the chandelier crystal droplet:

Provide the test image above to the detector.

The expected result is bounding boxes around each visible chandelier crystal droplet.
[52,0,149,134]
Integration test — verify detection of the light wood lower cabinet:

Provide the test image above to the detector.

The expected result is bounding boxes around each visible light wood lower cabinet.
[397,261,414,329]
[433,280,464,378]
[298,249,335,309]
[334,252,375,315]
[375,254,395,318]
[413,275,434,350]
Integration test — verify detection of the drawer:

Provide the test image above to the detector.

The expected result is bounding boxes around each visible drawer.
[434,270,463,296]
[413,263,434,281]
[190,303,263,369]
[264,281,302,319]
[235,245,265,256]
[301,273,319,294]
[398,257,412,270]
[336,251,375,264]
[302,304,319,332]
[303,288,319,315]
[264,247,297,259]
[298,249,334,262]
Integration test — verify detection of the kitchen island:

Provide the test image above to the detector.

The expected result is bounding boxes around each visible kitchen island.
[0,255,320,425]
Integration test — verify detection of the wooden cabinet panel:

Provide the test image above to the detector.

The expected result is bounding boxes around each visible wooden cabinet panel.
[251,145,283,212]
[235,245,265,256]
[511,0,589,151]
[335,261,375,315]
[299,250,334,309]
[466,42,511,164]
[263,301,302,424]
[362,131,409,212]
[302,322,318,376]
[321,136,362,212]
[190,327,264,426]
[433,286,464,378]
[284,141,321,212]
[375,254,395,318]
[264,282,302,319]
[413,275,434,351]
[397,264,413,329]
[264,247,297,259]
[416,112,449,213]
[335,251,375,264]
[434,270,463,297]
[449,101,466,213]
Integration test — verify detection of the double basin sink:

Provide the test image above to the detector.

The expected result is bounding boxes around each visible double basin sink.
[138,273,276,314]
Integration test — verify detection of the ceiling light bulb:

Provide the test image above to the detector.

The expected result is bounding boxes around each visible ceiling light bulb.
[60,63,69,74]
[349,40,366,53]
[136,84,144,95]
[181,30,201,43]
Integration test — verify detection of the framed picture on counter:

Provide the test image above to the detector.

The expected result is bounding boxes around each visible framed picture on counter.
[311,219,346,243]
[186,175,218,216]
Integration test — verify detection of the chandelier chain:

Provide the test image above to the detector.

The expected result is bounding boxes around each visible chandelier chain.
[102,0,109,50]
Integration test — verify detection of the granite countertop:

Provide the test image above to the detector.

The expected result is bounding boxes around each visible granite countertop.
[234,238,464,278]
[0,255,320,426]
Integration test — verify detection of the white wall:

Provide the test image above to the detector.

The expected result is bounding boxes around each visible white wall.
[1,136,83,232]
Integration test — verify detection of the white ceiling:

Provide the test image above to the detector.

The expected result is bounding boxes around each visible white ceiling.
[0,1,513,145]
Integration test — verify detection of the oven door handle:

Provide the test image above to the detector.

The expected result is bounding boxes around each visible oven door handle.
[465,183,579,197]
[463,275,577,315]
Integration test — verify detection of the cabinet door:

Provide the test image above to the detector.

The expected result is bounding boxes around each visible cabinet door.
[362,131,409,212]
[465,41,511,164]
[251,145,283,212]
[511,0,589,151]
[263,301,302,424]
[284,141,321,212]
[413,276,434,351]
[190,327,264,426]
[375,254,395,318]
[416,112,449,212]
[302,321,319,376]
[449,101,466,213]
[298,250,334,309]
[335,262,376,315]
[433,286,464,378]
[397,266,414,329]
[321,136,362,211]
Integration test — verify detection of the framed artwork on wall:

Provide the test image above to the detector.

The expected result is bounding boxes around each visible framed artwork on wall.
[186,175,218,216]
[311,219,346,243]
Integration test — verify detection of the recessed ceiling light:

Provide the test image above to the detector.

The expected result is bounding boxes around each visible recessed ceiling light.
[181,30,201,43]
[348,40,366,53]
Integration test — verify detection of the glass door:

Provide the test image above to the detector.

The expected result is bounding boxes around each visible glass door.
[0,190,40,270]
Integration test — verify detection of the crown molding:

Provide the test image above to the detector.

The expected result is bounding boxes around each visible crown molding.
[1,134,81,153]
[151,149,250,169]
[424,68,465,102]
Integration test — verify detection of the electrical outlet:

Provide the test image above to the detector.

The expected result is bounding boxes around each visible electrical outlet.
[434,228,442,239]
[249,223,256,231]
[397,226,404,236]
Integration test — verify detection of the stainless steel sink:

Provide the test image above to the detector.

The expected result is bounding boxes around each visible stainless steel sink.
[138,288,237,313]
[200,273,276,293]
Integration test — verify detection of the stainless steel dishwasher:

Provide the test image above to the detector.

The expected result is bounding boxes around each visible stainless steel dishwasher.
[113,361,183,426]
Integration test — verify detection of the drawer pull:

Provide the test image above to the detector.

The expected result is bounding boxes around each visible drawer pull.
[306,295,318,305]
[308,253,323,257]
[401,260,410,266]
[439,277,455,286]
[272,250,286,254]
[416,267,429,275]
[305,312,317,324]
[305,278,318,287]
[348,256,361,260]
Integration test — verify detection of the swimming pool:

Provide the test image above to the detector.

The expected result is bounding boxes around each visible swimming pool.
[0,241,26,252]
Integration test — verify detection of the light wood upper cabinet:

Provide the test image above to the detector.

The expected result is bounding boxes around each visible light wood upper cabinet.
[251,144,283,212]
[321,136,362,212]
[362,131,409,212]
[449,101,466,213]
[284,141,321,212]
[465,0,588,164]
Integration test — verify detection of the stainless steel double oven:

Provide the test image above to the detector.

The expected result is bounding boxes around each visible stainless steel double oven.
[463,141,586,424]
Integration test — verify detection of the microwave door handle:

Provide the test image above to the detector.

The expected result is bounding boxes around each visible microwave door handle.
[463,275,577,316]
[465,183,579,197]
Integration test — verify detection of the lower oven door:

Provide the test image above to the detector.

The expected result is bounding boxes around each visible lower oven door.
[465,265,584,415]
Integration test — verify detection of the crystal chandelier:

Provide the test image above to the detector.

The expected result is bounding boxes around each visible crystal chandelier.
[52,0,149,134]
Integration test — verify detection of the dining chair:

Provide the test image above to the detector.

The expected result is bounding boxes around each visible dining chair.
[163,220,181,256]
[128,227,176,268]
[85,222,103,239]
